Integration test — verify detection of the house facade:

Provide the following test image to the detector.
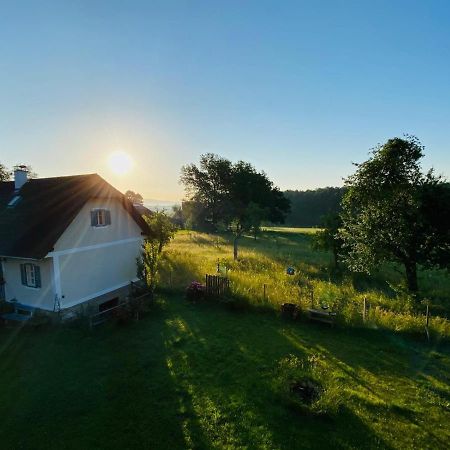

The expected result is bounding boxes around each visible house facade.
[0,169,149,313]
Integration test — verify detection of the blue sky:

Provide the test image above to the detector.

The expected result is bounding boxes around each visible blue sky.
[1,1,449,200]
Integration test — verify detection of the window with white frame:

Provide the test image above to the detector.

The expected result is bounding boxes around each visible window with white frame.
[91,209,111,227]
[20,263,41,288]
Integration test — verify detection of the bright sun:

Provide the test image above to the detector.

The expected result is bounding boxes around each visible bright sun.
[108,151,133,175]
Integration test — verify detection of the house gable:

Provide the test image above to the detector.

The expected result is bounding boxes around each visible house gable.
[52,198,143,252]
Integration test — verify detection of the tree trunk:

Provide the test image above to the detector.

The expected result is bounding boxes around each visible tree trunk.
[233,235,240,261]
[404,261,418,293]
[332,248,339,269]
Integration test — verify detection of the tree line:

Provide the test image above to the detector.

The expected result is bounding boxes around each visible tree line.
[283,187,346,227]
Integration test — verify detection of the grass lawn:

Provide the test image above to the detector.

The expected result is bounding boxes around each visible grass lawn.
[1,296,449,449]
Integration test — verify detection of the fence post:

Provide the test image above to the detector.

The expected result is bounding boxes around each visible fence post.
[310,286,314,308]
[263,284,267,302]
[425,303,430,341]
[363,297,366,323]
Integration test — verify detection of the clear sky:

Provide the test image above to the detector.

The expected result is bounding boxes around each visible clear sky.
[1,1,449,200]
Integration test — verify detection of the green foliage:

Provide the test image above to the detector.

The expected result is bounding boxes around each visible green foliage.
[312,213,344,268]
[138,212,177,293]
[284,187,346,227]
[124,190,144,205]
[171,204,184,228]
[0,163,10,181]
[180,153,290,259]
[340,136,450,293]
[137,239,160,294]
[144,211,177,254]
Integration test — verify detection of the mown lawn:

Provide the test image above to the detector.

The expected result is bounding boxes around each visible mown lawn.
[1,295,449,449]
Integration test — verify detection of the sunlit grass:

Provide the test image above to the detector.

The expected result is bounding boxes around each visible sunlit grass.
[159,229,450,339]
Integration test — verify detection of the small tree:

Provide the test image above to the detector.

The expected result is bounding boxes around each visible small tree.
[0,163,10,182]
[144,211,177,254]
[313,213,344,269]
[137,211,177,294]
[137,239,160,296]
[125,190,144,205]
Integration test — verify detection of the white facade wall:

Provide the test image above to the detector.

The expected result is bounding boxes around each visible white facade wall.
[57,240,141,308]
[3,258,55,310]
[52,198,143,309]
[53,199,142,251]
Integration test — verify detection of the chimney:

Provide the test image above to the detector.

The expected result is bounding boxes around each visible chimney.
[14,166,28,190]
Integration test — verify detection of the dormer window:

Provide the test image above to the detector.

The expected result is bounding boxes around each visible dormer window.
[91,209,111,227]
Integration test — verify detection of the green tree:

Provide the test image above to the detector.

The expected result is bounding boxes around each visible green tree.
[181,154,233,228]
[137,211,176,295]
[284,187,346,227]
[0,163,10,181]
[313,213,344,269]
[340,136,450,294]
[180,154,290,259]
[125,190,144,205]
[171,204,185,228]
[144,211,177,254]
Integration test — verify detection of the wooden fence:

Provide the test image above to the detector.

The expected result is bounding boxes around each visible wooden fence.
[205,274,230,297]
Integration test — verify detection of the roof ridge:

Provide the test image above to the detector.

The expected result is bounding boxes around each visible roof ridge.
[28,173,99,181]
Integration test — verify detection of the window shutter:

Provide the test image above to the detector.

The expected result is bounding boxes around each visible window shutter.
[34,265,41,288]
[20,264,27,285]
[90,210,97,226]
[105,210,111,225]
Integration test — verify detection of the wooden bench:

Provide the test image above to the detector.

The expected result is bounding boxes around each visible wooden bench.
[2,303,36,323]
[307,308,336,326]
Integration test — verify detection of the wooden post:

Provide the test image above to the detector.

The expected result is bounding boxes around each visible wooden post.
[217,258,220,273]
[263,284,267,302]
[425,303,430,341]
[363,297,366,323]
[310,286,314,308]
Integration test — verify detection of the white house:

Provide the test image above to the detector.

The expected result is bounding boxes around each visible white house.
[0,168,150,313]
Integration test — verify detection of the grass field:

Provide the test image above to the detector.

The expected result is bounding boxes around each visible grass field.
[1,227,449,449]
[1,295,449,449]
[159,229,450,339]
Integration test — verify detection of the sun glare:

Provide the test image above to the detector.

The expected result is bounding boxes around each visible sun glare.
[108,151,133,175]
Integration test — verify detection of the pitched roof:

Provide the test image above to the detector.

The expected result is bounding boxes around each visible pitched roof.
[0,174,150,259]
[132,204,153,217]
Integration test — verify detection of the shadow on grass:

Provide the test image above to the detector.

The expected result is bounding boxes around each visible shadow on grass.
[162,297,396,449]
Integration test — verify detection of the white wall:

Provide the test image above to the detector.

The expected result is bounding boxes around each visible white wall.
[53,198,143,251]
[3,258,55,310]
[52,198,144,309]
[58,239,141,308]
